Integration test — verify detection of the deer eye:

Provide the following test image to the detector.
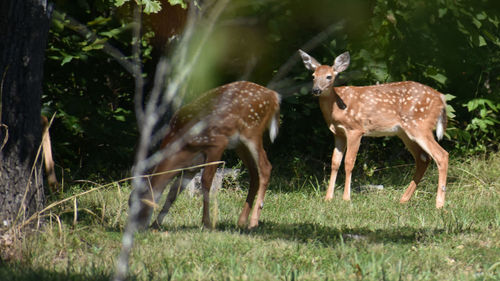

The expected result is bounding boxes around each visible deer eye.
[326,75,332,80]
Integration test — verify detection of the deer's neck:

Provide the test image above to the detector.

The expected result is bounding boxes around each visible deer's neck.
[319,86,343,110]
[318,86,344,130]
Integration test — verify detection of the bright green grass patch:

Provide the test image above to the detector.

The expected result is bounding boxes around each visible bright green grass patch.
[1,153,499,280]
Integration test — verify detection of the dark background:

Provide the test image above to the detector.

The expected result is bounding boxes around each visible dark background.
[43,0,500,184]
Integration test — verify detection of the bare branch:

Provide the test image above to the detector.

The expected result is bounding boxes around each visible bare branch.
[63,14,137,77]
[113,1,230,280]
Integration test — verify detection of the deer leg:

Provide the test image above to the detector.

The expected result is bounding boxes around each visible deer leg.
[407,131,449,208]
[152,152,205,228]
[342,132,362,201]
[399,135,431,203]
[200,145,226,229]
[132,149,195,230]
[325,136,346,201]
[421,137,448,209]
[152,170,197,229]
[235,144,259,228]
[248,140,271,229]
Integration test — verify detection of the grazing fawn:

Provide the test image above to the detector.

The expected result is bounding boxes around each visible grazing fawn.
[299,50,449,208]
[132,81,280,229]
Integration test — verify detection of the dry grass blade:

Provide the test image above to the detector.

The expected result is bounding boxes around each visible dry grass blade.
[73,197,78,226]
[0,123,8,151]
[13,160,225,232]
[455,166,487,187]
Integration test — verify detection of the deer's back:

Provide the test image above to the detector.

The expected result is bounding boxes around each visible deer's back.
[334,81,446,136]
[166,81,280,146]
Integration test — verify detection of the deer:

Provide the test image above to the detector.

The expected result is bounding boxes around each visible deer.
[299,49,449,209]
[131,81,281,230]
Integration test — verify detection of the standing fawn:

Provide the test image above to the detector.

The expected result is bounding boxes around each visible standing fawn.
[132,81,280,230]
[299,50,449,208]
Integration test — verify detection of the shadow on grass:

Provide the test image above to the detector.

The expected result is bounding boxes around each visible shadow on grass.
[0,263,153,281]
[151,204,476,247]
[0,263,112,281]
[213,219,474,247]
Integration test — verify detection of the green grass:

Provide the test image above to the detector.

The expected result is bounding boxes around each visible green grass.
[1,153,499,280]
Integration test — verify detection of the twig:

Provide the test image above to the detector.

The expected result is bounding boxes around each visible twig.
[373,164,414,172]
[131,4,145,128]
[63,14,136,76]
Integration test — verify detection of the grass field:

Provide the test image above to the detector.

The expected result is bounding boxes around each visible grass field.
[1,152,499,280]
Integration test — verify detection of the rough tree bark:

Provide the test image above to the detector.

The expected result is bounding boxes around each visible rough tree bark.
[0,0,53,228]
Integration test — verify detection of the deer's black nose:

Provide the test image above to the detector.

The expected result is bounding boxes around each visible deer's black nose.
[312,88,321,95]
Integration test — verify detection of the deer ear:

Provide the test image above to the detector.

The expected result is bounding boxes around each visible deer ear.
[333,51,350,73]
[298,49,321,71]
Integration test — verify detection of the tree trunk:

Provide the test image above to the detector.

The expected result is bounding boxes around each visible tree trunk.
[0,0,52,228]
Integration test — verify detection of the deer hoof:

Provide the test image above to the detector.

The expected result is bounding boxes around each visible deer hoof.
[436,201,444,209]
[248,220,259,229]
[237,220,246,229]
[151,221,161,230]
[399,197,410,204]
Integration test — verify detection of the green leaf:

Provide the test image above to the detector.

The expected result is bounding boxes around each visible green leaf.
[100,24,131,39]
[483,99,498,112]
[424,67,447,85]
[87,16,111,26]
[479,108,487,118]
[488,15,499,28]
[478,35,487,47]
[142,0,162,14]
[483,119,494,126]
[456,20,469,36]
[472,18,481,29]
[465,99,479,111]
[482,30,500,47]
[476,12,487,21]
[428,73,447,85]
[114,0,127,7]
[465,98,498,112]
[82,38,107,51]
[168,0,187,9]
[444,94,456,101]
[444,95,456,119]
[438,8,447,18]
[61,55,74,66]
[446,104,456,119]
[51,10,70,34]
[114,115,126,122]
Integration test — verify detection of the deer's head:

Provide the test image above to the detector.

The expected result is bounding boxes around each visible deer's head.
[299,50,350,96]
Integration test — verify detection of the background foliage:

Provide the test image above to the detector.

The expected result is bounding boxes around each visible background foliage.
[43,0,500,182]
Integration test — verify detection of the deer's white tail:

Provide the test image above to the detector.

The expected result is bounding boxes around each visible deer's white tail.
[268,93,281,143]
[436,94,447,141]
[269,113,279,143]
